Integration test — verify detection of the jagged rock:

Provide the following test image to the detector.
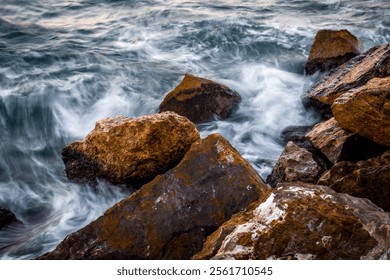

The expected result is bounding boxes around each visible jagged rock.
[62,112,200,186]
[159,74,241,124]
[266,141,327,187]
[0,207,17,230]
[303,43,390,118]
[318,151,390,212]
[332,77,390,147]
[38,134,271,260]
[280,125,315,145]
[306,118,385,164]
[305,29,362,75]
[193,183,390,260]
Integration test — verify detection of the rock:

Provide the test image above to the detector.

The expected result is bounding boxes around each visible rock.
[306,118,386,164]
[62,112,200,186]
[0,207,17,230]
[305,29,362,75]
[280,125,314,145]
[318,151,390,212]
[194,183,390,260]
[332,77,390,147]
[159,74,241,124]
[303,43,390,118]
[39,134,271,260]
[266,141,328,187]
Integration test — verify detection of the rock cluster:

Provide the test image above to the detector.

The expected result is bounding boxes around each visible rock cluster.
[38,29,389,260]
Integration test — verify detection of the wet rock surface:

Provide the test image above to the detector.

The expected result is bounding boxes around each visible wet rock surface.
[62,112,200,187]
[303,43,390,118]
[159,74,241,124]
[266,141,327,187]
[305,29,362,75]
[194,183,390,260]
[39,134,270,260]
[332,77,390,147]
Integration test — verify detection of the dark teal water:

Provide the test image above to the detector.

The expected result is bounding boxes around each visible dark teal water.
[0,0,389,259]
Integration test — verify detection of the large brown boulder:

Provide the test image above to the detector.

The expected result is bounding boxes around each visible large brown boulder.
[305,29,362,75]
[194,183,390,260]
[38,134,271,260]
[159,74,241,124]
[62,112,200,186]
[318,151,390,212]
[266,141,328,187]
[303,43,390,118]
[332,77,390,147]
[306,118,385,164]
[0,207,18,230]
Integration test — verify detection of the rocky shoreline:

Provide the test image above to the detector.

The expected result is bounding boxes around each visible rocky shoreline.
[2,30,388,260]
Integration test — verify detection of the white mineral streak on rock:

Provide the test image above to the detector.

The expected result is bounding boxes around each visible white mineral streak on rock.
[294,253,316,260]
[215,193,287,258]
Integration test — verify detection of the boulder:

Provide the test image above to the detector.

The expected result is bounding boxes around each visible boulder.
[332,77,390,147]
[306,118,386,164]
[0,207,18,230]
[159,74,241,124]
[266,141,328,187]
[62,112,200,186]
[305,29,362,75]
[303,43,390,118]
[280,125,314,145]
[318,151,390,212]
[194,183,390,260]
[38,134,271,260]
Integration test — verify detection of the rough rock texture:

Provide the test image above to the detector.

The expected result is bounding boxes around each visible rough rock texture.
[62,112,200,186]
[159,74,241,124]
[332,77,390,147]
[305,29,362,75]
[0,207,17,230]
[306,118,386,164]
[39,134,271,260]
[303,43,390,118]
[318,151,390,212]
[193,183,390,260]
[280,125,314,145]
[266,141,328,187]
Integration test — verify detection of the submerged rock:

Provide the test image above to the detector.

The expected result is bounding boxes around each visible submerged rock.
[305,29,362,75]
[159,74,241,124]
[306,118,385,164]
[194,183,390,260]
[62,112,200,187]
[332,77,390,147]
[266,141,327,187]
[39,134,270,260]
[0,207,18,230]
[303,43,390,118]
[319,151,390,212]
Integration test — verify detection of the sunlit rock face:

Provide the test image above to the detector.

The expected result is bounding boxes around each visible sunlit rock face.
[62,112,200,187]
[305,29,362,75]
[38,134,270,260]
[159,73,241,124]
[194,183,390,260]
[303,43,390,118]
[332,77,390,147]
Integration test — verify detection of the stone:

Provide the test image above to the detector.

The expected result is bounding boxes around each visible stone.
[194,183,390,260]
[306,118,386,164]
[303,43,390,118]
[318,151,390,212]
[62,112,200,187]
[280,125,314,145]
[332,77,390,147]
[305,29,362,75]
[0,207,17,230]
[266,141,328,187]
[159,74,241,124]
[38,134,271,260]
